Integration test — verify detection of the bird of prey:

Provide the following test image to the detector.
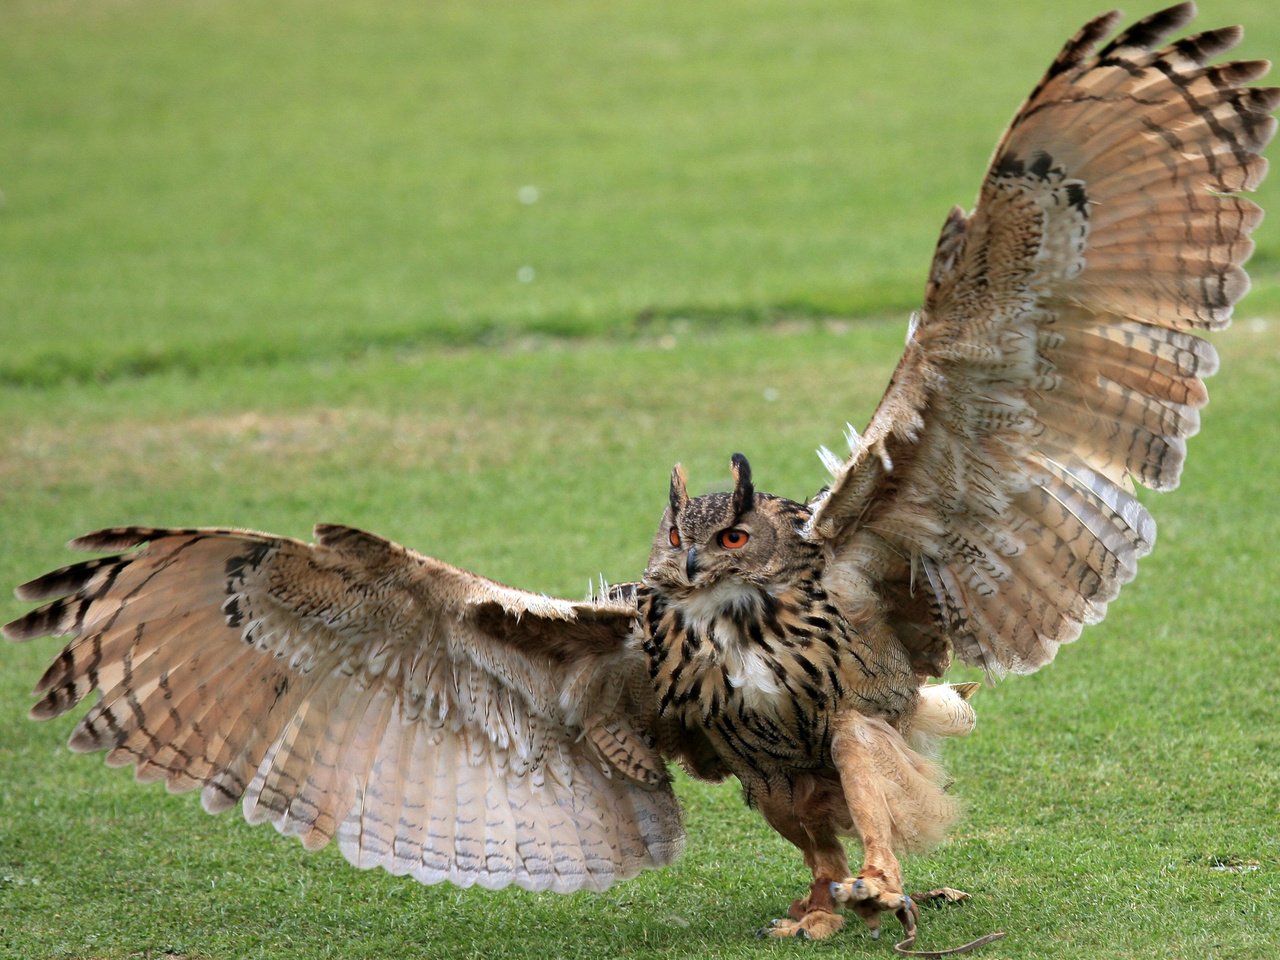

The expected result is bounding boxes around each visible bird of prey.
[6,3,1274,949]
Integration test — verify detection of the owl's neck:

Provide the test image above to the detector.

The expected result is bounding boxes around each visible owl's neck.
[669,578,767,630]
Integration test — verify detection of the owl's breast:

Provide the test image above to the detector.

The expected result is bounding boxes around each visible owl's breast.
[638,578,879,776]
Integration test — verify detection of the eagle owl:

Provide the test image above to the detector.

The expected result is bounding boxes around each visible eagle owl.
[6,4,1275,948]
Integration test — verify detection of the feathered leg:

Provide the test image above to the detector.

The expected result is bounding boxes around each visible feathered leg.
[755,793,850,940]
[828,712,960,940]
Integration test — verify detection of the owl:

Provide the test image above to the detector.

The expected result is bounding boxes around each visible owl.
[5,4,1275,951]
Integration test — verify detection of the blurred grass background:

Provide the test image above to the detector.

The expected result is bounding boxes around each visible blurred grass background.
[2,2,1278,958]
[2,0,1278,383]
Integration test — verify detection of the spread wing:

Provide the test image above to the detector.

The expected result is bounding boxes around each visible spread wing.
[809,5,1277,677]
[3,524,683,893]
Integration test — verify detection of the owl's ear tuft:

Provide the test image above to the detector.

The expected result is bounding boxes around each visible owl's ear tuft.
[730,453,754,519]
[669,463,689,516]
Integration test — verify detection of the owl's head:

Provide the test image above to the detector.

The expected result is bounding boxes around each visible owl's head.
[644,453,814,594]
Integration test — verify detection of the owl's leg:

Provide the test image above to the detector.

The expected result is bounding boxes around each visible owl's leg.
[754,795,850,940]
[828,717,915,941]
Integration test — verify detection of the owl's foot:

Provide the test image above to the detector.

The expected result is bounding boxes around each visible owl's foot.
[830,874,917,941]
[757,909,844,940]
[754,876,846,940]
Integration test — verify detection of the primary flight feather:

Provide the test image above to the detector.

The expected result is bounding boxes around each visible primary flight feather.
[6,3,1275,946]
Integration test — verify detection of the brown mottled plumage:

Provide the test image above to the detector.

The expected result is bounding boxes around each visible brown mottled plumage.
[5,4,1275,945]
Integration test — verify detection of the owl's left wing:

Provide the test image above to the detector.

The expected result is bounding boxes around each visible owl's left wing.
[4,524,682,893]
[809,6,1277,677]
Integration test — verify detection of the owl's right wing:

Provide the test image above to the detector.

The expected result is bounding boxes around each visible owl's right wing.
[808,6,1276,677]
[3,524,683,893]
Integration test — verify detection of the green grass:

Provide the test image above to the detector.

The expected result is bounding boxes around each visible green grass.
[3,1,1280,958]
[2,0,1279,384]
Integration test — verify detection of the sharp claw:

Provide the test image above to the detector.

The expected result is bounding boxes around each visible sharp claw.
[896,894,920,939]
[758,918,796,939]
[796,928,811,941]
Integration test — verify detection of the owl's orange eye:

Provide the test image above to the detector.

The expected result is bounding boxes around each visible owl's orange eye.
[719,529,750,550]
[669,527,682,548]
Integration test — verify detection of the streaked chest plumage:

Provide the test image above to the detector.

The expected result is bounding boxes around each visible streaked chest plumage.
[638,576,875,780]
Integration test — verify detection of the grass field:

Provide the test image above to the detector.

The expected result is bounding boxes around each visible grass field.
[2,2,1279,958]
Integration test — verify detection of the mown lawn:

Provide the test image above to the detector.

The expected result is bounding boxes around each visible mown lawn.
[2,2,1278,959]
[2,0,1279,383]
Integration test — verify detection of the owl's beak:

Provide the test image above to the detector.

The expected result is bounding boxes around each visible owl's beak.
[685,548,699,582]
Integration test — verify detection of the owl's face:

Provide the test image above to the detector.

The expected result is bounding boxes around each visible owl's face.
[643,455,812,594]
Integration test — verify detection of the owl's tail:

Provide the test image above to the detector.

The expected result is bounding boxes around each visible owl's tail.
[909,681,978,744]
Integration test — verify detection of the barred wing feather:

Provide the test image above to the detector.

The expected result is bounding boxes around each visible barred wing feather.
[810,4,1277,676]
[3,525,683,893]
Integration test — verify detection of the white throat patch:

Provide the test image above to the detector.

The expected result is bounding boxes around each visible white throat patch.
[675,580,789,711]
[678,579,762,630]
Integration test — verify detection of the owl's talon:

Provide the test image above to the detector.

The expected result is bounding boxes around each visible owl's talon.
[761,909,843,940]
[757,917,790,936]
[896,893,919,939]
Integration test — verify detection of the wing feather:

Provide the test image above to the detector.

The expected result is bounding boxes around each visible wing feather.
[4,525,684,892]
[810,4,1274,676]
